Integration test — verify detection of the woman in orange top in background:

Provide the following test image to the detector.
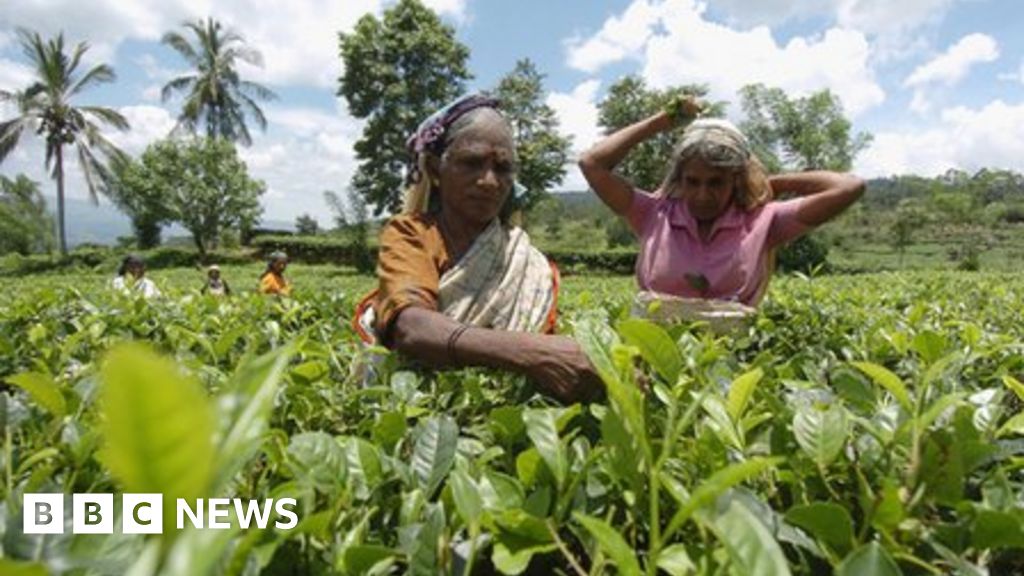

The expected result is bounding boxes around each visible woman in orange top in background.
[259,251,291,296]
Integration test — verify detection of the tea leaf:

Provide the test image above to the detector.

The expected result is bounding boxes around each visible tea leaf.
[5,372,66,418]
[412,415,458,497]
[852,362,913,412]
[575,513,643,576]
[836,542,902,576]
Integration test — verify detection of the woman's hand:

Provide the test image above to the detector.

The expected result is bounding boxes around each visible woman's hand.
[579,94,705,216]
[392,308,603,403]
[522,335,604,403]
[662,94,704,129]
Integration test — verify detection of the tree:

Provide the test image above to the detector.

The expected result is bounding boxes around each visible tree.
[161,18,277,146]
[107,156,175,249]
[492,59,572,211]
[128,138,264,256]
[739,84,872,273]
[0,28,129,256]
[738,83,872,173]
[596,75,721,191]
[295,214,319,236]
[322,188,373,271]
[339,0,471,215]
[890,200,927,268]
[605,217,634,249]
[323,190,348,230]
[0,174,54,255]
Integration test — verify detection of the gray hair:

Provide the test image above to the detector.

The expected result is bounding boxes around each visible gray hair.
[660,119,771,209]
[404,107,517,215]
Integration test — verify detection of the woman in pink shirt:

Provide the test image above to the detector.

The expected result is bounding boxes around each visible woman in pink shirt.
[579,98,864,312]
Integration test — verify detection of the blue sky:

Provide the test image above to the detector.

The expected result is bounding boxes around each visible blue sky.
[2,0,1023,225]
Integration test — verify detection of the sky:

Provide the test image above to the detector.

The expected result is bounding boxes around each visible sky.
[2,0,1023,226]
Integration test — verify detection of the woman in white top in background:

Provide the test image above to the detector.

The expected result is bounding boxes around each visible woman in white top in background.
[112,254,161,299]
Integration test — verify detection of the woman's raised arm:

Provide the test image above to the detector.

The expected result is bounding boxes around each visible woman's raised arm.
[769,171,865,227]
[578,97,701,215]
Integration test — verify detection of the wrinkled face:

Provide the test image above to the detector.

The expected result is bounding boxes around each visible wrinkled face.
[434,122,516,227]
[679,158,739,222]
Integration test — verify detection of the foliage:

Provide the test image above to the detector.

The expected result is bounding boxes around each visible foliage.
[346,190,375,274]
[161,18,277,146]
[738,83,872,173]
[323,189,349,230]
[252,234,377,267]
[126,137,265,256]
[107,155,175,249]
[604,217,634,249]
[0,269,1022,574]
[493,59,572,211]
[0,174,54,255]
[596,75,722,191]
[776,235,830,274]
[0,27,129,255]
[294,214,320,236]
[0,246,254,276]
[321,189,374,273]
[890,201,928,268]
[338,0,472,215]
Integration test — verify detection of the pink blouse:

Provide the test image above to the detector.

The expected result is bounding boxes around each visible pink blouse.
[626,191,811,305]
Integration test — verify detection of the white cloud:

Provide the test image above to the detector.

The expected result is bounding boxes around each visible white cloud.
[547,79,603,192]
[106,105,177,154]
[134,53,180,83]
[214,0,384,88]
[703,0,956,54]
[547,79,602,155]
[564,0,665,73]
[856,100,1024,177]
[1,0,187,65]
[902,33,998,117]
[0,56,34,91]
[2,0,469,89]
[237,100,364,220]
[908,90,931,115]
[711,0,837,27]
[836,0,953,39]
[904,33,999,88]
[651,24,882,116]
[565,0,884,117]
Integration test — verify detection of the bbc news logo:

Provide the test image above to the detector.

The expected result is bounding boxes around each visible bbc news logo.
[23,494,298,534]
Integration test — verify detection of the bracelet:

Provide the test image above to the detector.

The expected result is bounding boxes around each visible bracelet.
[446,324,471,365]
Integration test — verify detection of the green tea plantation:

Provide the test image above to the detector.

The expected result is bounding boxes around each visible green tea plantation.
[0,268,1022,575]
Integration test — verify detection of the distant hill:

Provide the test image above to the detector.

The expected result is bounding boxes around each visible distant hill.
[50,179,910,247]
[52,198,296,248]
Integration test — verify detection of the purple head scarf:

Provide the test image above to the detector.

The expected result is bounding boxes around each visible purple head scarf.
[405,93,502,183]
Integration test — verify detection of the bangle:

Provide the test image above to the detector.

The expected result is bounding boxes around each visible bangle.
[447,324,471,365]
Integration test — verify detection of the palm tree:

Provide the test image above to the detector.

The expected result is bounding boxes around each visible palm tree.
[0,28,129,256]
[161,18,277,146]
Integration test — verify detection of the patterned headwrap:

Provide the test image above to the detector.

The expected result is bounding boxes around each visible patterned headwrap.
[673,119,752,169]
[406,93,502,161]
[403,92,528,211]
